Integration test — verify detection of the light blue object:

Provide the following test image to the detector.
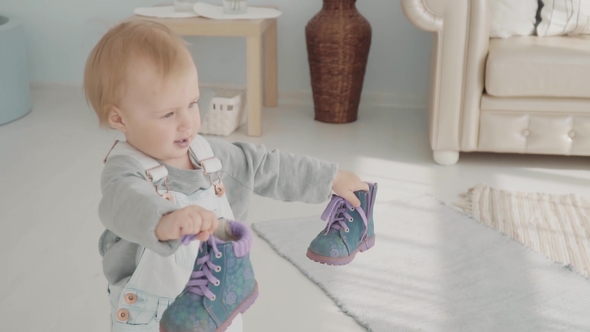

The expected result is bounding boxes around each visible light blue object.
[0,15,32,125]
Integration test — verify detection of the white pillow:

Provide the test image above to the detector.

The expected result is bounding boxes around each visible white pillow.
[489,0,538,39]
[537,0,590,36]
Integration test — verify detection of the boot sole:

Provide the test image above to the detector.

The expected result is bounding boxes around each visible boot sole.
[160,282,259,332]
[306,236,375,266]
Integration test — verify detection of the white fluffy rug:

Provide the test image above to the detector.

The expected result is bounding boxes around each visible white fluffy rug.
[252,195,590,332]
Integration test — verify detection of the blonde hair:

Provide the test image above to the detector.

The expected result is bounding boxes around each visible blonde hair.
[83,20,191,127]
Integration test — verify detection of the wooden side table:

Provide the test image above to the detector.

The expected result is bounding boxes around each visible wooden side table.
[124,13,278,136]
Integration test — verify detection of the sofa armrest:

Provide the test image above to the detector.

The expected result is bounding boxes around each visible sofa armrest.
[401,0,489,152]
[400,0,442,32]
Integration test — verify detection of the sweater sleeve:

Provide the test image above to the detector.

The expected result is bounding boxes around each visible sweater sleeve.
[98,155,181,256]
[208,138,339,204]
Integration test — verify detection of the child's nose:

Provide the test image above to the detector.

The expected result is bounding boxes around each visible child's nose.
[177,110,193,131]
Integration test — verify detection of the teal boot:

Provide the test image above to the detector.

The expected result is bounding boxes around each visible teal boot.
[160,220,258,332]
[307,183,377,265]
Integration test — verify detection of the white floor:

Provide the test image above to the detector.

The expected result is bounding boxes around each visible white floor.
[1,84,590,332]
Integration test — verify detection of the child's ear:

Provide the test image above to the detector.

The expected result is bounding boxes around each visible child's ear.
[107,105,126,132]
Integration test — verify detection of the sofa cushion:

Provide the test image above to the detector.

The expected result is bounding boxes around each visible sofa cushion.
[486,36,590,98]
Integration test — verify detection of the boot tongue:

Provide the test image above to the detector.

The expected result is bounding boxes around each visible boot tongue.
[213,218,238,241]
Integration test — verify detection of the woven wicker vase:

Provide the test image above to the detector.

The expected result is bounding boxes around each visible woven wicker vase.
[305,0,372,123]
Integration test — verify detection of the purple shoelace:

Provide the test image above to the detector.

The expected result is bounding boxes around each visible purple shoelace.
[321,195,369,240]
[184,236,223,301]
[181,234,197,245]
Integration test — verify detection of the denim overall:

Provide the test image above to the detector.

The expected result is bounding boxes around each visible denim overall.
[100,136,243,332]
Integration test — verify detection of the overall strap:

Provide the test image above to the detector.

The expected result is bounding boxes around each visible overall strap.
[103,140,168,183]
[189,135,222,174]
[189,135,226,196]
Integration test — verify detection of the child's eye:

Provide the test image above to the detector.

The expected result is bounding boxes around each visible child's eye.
[188,102,198,109]
[163,112,174,118]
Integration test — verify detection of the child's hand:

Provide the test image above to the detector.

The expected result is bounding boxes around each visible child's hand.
[332,170,370,207]
[155,205,219,242]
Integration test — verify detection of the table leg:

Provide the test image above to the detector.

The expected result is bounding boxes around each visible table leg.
[264,20,278,108]
[247,35,263,136]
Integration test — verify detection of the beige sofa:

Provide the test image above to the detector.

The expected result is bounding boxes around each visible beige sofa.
[401,0,590,165]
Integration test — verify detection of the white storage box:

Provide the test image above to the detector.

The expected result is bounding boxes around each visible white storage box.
[199,88,247,136]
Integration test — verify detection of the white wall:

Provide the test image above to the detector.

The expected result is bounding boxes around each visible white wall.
[3,0,433,108]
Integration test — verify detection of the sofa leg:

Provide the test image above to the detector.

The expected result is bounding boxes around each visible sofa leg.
[433,150,459,165]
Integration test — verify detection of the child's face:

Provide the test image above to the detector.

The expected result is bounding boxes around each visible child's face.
[115,58,201,166]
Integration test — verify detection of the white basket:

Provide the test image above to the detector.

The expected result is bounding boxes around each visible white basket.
[199,88,247,136]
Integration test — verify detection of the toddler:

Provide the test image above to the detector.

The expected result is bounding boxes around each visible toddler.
[84,20,368,332]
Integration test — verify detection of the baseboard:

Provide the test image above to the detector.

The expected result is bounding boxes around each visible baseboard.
[199,82,246,91]
[201,84,427,110]
[278,91,426,110]
[30,82,427,110]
